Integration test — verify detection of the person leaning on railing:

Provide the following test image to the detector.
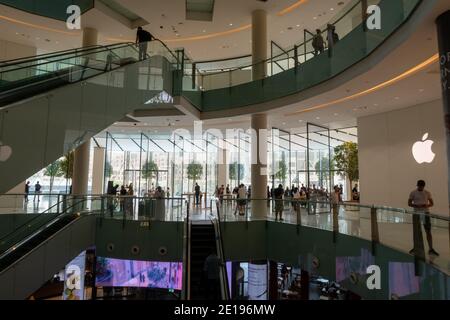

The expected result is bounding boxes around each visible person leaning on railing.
[136,26,155,61]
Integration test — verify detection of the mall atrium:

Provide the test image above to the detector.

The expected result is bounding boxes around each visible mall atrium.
[0,0,449,301]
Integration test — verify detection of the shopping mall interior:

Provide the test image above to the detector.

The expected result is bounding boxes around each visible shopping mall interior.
[0,0,449,301]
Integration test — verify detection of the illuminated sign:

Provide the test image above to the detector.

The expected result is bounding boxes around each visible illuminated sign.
[412,133,436,164]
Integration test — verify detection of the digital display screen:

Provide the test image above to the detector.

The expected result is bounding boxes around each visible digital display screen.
[336,248,375,282]
[63,251,86,300]
[248,263,268,300]
[95,257,183,290]
[389,262,420,298]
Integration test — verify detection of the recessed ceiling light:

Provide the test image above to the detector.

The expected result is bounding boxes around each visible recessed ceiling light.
[298,120,303,123]
[282,122,286,125]
[419,88,425,92]
[229,23,233,26]
[202,30,206,33]
[394,97,400,100]
[330,8,334,11]
[296,24,300,27]
[316,117,320,120]
[313,17,317,20]
[373,103,379,106]
[334,113,339,116]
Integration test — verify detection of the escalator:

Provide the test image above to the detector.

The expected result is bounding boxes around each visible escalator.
[189,222,217,300]
[0,40,178,194]
[0,197,101,299]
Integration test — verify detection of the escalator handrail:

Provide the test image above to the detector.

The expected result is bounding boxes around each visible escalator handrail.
[0,43,134,75]
[0,206,100,274]
[0,196,99,249]
[214,200,230,300]
[0,45,103,66]
[0,43,131,68]
[0,195,75,243]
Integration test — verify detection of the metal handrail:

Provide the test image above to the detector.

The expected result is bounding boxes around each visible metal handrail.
[0,196,96,244]
[214,200,230,300]
[217,197,450,222]
[0,43,133,75]
[0,43,131,70]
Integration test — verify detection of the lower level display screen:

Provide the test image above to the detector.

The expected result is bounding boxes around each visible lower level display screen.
[95,257,183,290]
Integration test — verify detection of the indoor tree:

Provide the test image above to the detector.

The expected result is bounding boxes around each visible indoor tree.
[274,152,288,186]
[44,160,63,193]
[59,151,74,181]
[314,156,334,188]
[187,162,203,191]
[229,162,244,187]
[142,160,159,188]
[333,142,359,198]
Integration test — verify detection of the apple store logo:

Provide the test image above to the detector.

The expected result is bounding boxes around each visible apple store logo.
[412,133,435,164]
[0,142,12,162]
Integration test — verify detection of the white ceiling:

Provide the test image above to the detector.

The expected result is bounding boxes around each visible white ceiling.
[0,0,351,60]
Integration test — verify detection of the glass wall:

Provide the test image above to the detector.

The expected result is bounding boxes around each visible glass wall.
[95,125,357,204]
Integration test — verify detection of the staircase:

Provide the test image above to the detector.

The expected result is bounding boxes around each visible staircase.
[189,222,217,300]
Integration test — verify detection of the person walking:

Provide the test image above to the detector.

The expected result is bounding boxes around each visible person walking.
[312,29,325,56]
[408,180,439,256]
[24,181,30,203]
[136,27,154,61]
[33,181,42,203]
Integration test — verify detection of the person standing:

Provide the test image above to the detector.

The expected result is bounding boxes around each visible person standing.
[33,181,42,203]
[274,184,284,221]
[136,26,154,61]
[235,184,247,216]
[312,29,325,56]
[119,185,127,212]
[194,183,201,206]
[203,251,221,300]
[408,180,439,256]
[24,181,30,203]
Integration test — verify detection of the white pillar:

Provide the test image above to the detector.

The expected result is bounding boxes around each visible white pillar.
[252,10,268,81]
[251,114,268,218]
[92,147,105,195]
[72,141,91,195]
[71,28,98,196]
[217,148,229,188]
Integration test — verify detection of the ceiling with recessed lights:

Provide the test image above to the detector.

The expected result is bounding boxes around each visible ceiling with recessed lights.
[0,0,350,60]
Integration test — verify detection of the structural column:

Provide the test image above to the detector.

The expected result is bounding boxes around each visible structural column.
[72,28,98,196]
[92,147,106,195]
[217,148,229,188]
[436,11,450,216]
[251,114,268,218]
[252,10,267,81]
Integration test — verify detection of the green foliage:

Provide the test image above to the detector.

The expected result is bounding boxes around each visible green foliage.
[59,151,74,180]
[314,156,334,187]
[187,162,203,182]
[229,162,244,182]
[274,153,288,184]
[44,160,64,193]
[142,160,159,180]
[333,142,359,185]
[104,161,113,178]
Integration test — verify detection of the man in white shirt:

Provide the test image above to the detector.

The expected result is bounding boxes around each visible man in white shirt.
[408,180,439,256]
